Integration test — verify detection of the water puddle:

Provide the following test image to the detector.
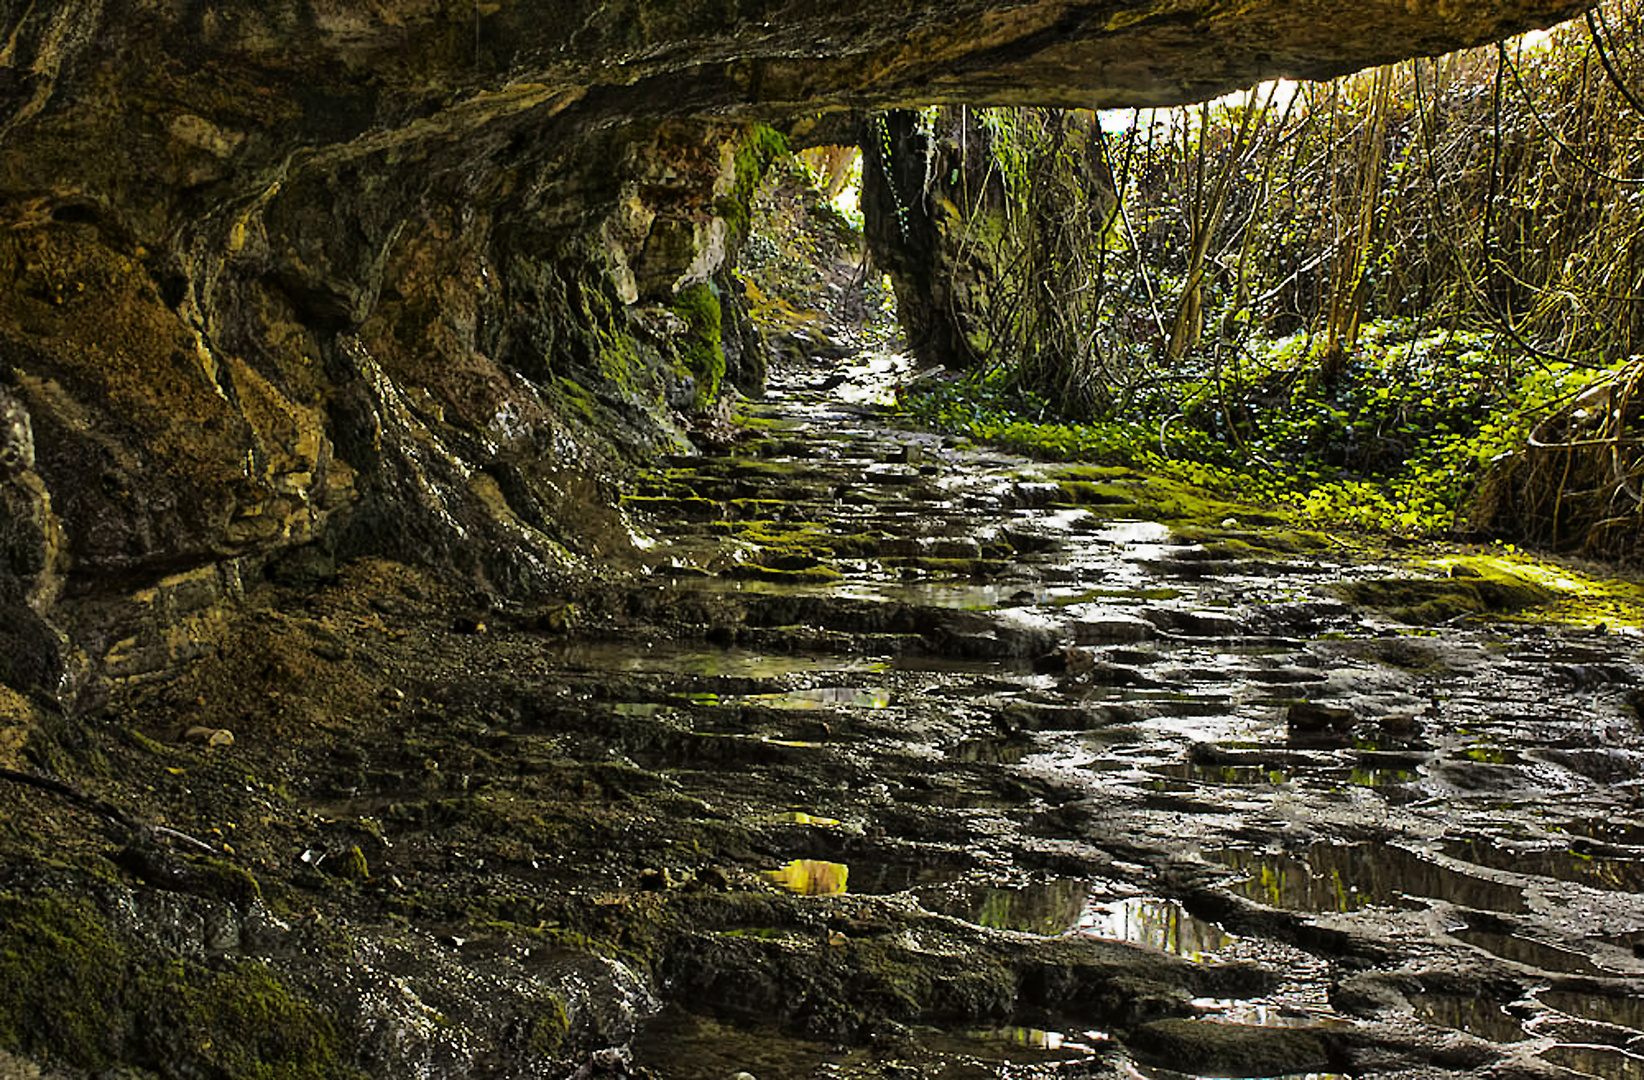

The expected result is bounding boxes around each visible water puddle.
[1410,992,1528,1042]
[740,686,892,709]
[1098,520,1174,546]
[779,811,842,827]
[1075,896,1230,959]
[961,1025,1108,1053]
[762,858,849,896]
[1186,1001,1343,1028]
[1562,818,1644,847]
[1156,762,1293,786]
[764,852,968,897]
[1443,837,1644,892]
[1342,763,1420,788]
[1213,843,1528,913]
[609,701,667,716]
[920,879,1089,934]
[1541,1044,1644,1080]
[848,855,966,894]
[543,641,884,678]
[1540,989,1644,1033]
[1450,927,1604,974]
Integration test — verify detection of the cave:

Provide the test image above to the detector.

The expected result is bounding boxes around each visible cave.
[0,3,1612,1078]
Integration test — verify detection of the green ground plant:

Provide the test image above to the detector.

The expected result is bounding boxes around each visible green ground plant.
[885,1,1644,555]
[901,317,1609,539]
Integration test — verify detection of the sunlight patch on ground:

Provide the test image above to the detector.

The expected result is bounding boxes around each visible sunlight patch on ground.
[1434,550,1644,631]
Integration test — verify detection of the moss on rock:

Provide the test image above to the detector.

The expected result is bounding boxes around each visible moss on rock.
[1334,558,1555,624]
[0,893,358,1079]
[1129,1018,1333,1077]
[671,283,726,411]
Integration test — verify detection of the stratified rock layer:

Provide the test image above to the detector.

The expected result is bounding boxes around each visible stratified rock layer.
[0,0,1592,698]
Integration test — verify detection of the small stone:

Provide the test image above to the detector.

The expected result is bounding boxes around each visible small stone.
[531,602,576,633]
[637,867,675,891]
[1378,712,1418,735]
[1286,701,1356,732]
[693,866,730,891]
[729,1072,757,1080]
[182,726,234,748]
[311,641,349,662]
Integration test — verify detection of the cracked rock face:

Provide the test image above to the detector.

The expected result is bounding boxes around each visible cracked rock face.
[0,0,1591,697]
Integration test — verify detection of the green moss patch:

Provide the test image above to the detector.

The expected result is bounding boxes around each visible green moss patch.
[0,893,358,1078]
[1334,558,1556,624]
[671,282,726,411]
[1168,525,1333,556]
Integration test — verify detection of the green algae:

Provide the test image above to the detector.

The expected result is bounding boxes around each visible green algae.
[671,282,725,411]
[1169,524,1333,556]
[715,125,791,239]
[0,893,358,1078]
[1053,480,1134,507]
[621,494,720,521]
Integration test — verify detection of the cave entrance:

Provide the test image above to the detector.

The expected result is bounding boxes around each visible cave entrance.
[735,140,903,391]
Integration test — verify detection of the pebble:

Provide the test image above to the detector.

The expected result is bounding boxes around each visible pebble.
[1286,701,1356,732]
[693,866,730,891]
[181,726,234,748]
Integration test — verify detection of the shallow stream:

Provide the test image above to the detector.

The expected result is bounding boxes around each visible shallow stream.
[606,351,1644,1079]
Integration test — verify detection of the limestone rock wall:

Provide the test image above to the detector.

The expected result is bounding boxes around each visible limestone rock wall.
[0,0,1593,700]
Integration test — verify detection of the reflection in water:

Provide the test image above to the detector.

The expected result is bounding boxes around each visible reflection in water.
[763,859,848,896]
[1443,838,1644,893]
[1452,928,1603,975]
[1562,818,1644,847]
[1540,989,1644,1033]
[743,687,893,709]
[958,879,1089,935]
[1157,762,1290,786]
[781,811,841,827]
[969,1027,1068,1048]
[848,857,962,894]
[1126,1066,1348,1080]
[1187,1000,1339,1028]
[543,641,883,678]
[1214,843,1528,913]
[1077,897,1229,960]
[1410,993,1527,1042]
[1344,765,1419,787]
[1541,1044,1644,1080]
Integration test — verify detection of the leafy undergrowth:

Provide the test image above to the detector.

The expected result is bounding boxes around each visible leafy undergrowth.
[900,320,1612,541]
[898,321,1644,628]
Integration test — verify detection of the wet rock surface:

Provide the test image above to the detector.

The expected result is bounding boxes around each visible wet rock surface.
[5,352,1644,1079]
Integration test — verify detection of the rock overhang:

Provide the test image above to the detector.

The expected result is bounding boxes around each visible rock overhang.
[0,0,1599,700]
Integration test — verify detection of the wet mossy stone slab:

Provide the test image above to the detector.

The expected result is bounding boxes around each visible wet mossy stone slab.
[1334,561,1554,625]
[1128,1018,1334,1077]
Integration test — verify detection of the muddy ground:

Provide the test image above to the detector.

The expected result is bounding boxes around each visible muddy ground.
[3,347,1644,1080]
